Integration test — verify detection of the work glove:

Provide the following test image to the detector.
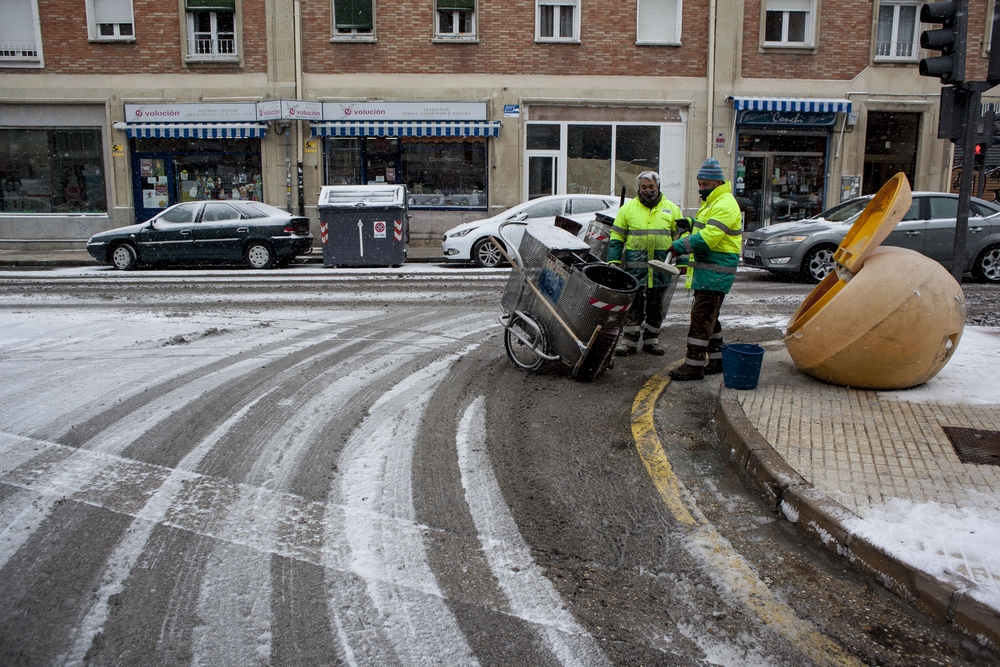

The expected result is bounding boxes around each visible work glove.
[675,216,693,233]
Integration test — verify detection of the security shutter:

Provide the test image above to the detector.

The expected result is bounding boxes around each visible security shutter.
[335,0,373,30]
[94,0,134,25]
[0,0,39,57]
[186,0,236,12]
[637,0,679,44]
[438,0,474,10]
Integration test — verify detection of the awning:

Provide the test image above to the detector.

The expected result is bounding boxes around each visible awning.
[731,97,852,113]
[311,120,502,138]
[114,122,268,138]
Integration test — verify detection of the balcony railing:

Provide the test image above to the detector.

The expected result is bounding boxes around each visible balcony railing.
[191,34,236,58]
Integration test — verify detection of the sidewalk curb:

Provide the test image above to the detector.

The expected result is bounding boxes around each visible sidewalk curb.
[714,387,1000,652]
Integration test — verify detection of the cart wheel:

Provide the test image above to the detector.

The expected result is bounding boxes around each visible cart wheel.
[504,312,548,372]
[576,326,620,381]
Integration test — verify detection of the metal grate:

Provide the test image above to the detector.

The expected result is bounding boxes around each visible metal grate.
[943,427,1000,466]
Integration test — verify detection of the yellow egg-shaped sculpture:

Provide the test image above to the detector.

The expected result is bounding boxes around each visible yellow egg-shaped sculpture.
[784,247,966,389]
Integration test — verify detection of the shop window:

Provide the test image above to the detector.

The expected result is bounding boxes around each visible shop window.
[568,125,612,194]
[403,137,487,207]
[87,0,135,41]
[0,0,42,66]
[537,0,579,42]
[436,0,476,39]
[333,0,374,39]
[186,0,237,61]
[636,0,681,45]
[875,2,919,60]
[615,125,661,195]
[0,128,107,214]
[763,0,814,47]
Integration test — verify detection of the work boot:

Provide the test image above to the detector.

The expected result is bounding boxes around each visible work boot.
[704,359,723,375]
[668,364,704,381]
[615,341,637,356]
[616,328,640,356]
[642,342,665,356]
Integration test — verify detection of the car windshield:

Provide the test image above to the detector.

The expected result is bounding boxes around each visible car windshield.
[812,198,871,223]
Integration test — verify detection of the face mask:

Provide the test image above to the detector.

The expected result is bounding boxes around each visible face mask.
[638,190,660,207]
[699,188,714,199]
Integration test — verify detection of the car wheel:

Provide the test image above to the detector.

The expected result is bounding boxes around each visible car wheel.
[472,237,504,268]
[245,242,275,269]
[973,245,1000,283]
[801,245,837,283]
[110,243,138,271]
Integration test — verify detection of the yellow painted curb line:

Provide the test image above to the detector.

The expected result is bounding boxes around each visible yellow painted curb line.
[632,366,864,667]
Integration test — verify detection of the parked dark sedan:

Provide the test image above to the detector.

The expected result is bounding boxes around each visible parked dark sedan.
[87,201,313,270]
[742,192,1000,283]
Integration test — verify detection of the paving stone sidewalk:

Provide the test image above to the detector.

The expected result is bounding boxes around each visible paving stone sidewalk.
[715,342,1000,652]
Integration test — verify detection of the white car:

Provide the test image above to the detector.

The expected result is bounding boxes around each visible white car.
[441,194,619,267]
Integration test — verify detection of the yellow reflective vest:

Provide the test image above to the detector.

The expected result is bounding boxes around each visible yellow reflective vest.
[607,195,681,288]
[672,182,742,293]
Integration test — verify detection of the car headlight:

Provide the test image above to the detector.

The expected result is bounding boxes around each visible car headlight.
[448,228,475,238]
[762,235,808,246]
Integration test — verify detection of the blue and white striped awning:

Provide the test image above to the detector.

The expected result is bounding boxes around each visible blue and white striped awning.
[311,120,502,138]
[732,97,852,113]
[116,122,268,138]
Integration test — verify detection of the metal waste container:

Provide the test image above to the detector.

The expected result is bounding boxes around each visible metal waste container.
[317,185,409,267]
[582,210,614,261]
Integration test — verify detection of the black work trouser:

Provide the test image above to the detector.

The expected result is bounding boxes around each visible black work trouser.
[623,286,667,343]
[684,289,726,367]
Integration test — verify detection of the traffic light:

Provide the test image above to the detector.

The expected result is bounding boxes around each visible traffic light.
[919,0,968,83]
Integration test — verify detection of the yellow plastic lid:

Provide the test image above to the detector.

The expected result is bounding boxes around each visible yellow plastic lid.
[832,172,912,274]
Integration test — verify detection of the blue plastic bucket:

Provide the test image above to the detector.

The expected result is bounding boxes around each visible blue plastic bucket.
[720,343,765,390]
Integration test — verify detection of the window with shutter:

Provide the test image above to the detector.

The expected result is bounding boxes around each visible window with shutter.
[0,0,41,63]
[185,0,238,60]
[636,0,681,45]
[88,0,135,40]
[764,0,815,46]
[436,0,476,38]
[334,0,374,36]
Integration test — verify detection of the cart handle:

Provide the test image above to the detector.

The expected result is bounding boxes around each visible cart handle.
[489,234,587,354]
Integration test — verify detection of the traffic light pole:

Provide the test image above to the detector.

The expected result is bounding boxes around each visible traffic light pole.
[952,82,989,284]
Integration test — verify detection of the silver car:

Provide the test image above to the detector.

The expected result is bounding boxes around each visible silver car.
[741,192,1000,283]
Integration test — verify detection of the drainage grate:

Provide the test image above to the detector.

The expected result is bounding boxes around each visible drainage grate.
[943,427,1000,466]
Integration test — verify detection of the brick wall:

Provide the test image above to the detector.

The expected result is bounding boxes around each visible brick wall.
[301,0,709,77]
[741,0,996,83]
[3,0,266,75]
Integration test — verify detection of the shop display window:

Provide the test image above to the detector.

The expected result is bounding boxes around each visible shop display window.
[133,137,262,206]
[0,128,106,214]
[322,135,488,208]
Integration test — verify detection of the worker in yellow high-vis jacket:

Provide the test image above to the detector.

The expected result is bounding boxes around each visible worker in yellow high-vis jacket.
[669,157,743,381]
[606,171,682,356]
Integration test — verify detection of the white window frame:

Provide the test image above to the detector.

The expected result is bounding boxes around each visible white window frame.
[763,0,816,48]
[186,10,238,61]
[536,0,580,43]
[636,0,682,45]
[874,1,919,61]
[435,1,476,41]
[0,0,44,68]
[86,0,136,41]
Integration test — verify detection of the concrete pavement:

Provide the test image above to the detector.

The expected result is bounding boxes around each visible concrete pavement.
[714,341,1000,652]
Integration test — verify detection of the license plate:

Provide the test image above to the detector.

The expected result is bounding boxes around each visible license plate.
[744,249,757,259]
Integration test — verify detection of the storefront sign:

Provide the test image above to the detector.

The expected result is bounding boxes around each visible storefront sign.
[322,102,488,121]
[737,110,838,127]
[257,100,323,122]
[125,103,258,122]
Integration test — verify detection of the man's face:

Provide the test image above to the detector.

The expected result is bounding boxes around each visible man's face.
[638,178,659,205]
[698,178,721,191]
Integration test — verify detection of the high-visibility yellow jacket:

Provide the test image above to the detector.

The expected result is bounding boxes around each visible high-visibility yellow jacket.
[607,194,681,288]
[672,181,742,293]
